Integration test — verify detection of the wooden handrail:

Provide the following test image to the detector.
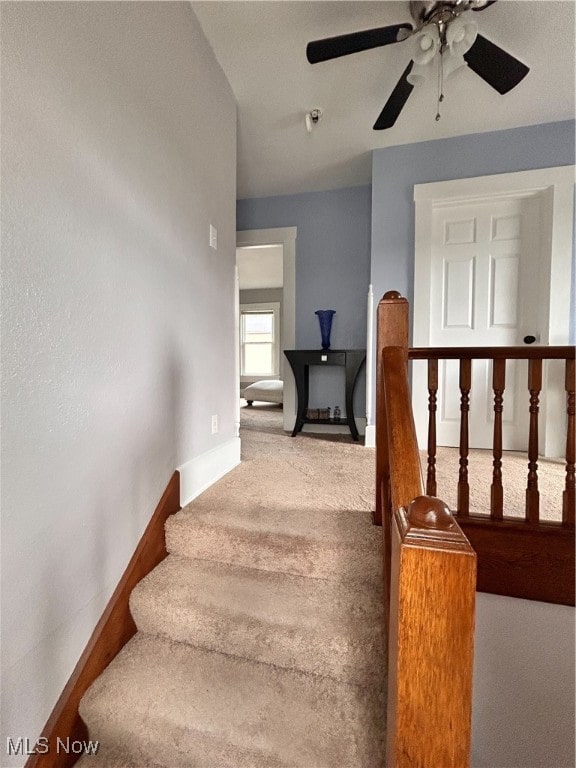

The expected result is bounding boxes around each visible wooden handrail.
[376,291,477,768]
[410,346,575,360]
[376,290,574,766]
[381,346,422,511]
[375,290,574,766]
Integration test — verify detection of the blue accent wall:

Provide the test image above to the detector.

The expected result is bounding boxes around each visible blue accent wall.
[371,119,575,318]
[238,121,574,430]
[237,185,372,416]
[370,119,575,424]
[238,185,372,347]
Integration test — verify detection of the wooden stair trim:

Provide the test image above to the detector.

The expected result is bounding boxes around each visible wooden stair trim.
[25,471,181,768]
[457,516,575,606]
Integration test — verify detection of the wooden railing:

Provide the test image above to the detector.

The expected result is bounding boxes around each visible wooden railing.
[376,292,477,768]
[409,346,575,606]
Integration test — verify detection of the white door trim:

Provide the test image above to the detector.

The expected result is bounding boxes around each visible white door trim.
[234,265,240,438]
[236,227,297,433]
[413,165,574,457]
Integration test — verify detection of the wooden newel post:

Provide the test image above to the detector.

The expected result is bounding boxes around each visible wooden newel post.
[386,495,477,768]
[375,291,410,526]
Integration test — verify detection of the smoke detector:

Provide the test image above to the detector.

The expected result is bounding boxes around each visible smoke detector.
[305,108,323,133]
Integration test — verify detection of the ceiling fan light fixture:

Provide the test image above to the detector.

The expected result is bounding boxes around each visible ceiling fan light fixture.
[420,35,434,51]
[412,25,440,66]
[306,0,530,131]
[407,25,440,86]
[442,48,467,79]
[446,17,478,56]
[407,62,432,87]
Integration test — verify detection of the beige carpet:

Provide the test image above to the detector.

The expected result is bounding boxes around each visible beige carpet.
[77,403,565,767]
[78,402,386,767]
[240,402,565,521]
[430,446,565,523]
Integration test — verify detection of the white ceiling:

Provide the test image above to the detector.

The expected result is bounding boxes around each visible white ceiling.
[193,0,575,200]
[237,245,284,289]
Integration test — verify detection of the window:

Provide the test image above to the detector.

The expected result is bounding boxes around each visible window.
[240,303,280,378]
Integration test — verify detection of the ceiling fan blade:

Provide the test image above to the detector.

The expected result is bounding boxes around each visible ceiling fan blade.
[306,24,413,64]
[373,60,414,130]
[464,34,529,94]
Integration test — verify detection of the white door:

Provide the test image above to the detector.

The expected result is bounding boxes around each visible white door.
[412,167,574,456]
[428,195,540,450]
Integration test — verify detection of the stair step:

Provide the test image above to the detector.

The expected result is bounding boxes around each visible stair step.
[165,506,381,583]
[80,632,385,768]
[75,744,164,768]
[129,554,385,685]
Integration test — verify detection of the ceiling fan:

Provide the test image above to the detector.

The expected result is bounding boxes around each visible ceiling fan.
[306,0,530,129]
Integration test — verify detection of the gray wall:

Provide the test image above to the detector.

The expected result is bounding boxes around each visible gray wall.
[237,185,371,415]
[0,3,236,762]
[473,594,575,767]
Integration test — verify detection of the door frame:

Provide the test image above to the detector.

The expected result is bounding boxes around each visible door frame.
[412,165,574,456]
[236,227,297,433]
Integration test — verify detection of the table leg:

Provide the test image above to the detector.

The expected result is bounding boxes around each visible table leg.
[291,365,309,436]
[345,360,363,441]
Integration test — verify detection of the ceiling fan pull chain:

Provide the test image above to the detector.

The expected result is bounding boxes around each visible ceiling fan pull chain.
[436,49,444,121]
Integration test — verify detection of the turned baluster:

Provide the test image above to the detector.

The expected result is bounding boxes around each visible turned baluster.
[458,358,471,517]
[526,359,542,524]
[426,358,438,496]
[563,358,575,527]
[490,359,506,520]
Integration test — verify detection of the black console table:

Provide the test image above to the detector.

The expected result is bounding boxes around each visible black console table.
[284,349,366,441]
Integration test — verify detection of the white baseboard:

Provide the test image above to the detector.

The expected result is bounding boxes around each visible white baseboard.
[178,437,241,507]
[364,425,376,448]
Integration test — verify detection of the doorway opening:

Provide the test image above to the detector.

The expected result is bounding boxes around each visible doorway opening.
[236,228,297,434]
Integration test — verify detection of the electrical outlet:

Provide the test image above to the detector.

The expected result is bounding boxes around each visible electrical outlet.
[209,224,217,250]
[211,414,218,434]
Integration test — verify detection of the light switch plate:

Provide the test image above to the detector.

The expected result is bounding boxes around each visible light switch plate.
[209,224,217,250]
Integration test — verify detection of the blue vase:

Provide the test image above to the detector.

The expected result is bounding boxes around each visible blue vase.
[315,310,336,350]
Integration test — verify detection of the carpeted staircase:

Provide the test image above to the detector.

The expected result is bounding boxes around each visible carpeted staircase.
[77,405,386,767]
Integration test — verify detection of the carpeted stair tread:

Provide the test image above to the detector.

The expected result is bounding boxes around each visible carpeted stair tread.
[75,743,164,768]
[186,442,375,519]
[165,505,381,582]
[129,554,385,685]
[79,632,385,768]
[76,725,286,768]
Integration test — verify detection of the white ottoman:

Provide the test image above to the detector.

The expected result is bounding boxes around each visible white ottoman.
[241,380,283,405]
